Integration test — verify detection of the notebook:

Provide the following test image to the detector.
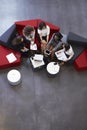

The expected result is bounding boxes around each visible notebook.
[6,53,17,63]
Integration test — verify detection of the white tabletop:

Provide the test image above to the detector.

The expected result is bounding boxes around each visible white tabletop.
[47,62,60,75]
[7,69,21,85]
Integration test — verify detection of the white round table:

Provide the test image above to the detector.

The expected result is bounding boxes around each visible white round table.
[7,69,21,86]
[47,62,60,76]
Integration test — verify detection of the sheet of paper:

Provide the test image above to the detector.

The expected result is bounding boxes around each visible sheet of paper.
[6,53,17,63]
[55,51,67,61]
[30,57,45,68]
[34,54,43,61]
[30,44,37,50]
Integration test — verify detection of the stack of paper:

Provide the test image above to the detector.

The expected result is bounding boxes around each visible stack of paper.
[6,53,17,63]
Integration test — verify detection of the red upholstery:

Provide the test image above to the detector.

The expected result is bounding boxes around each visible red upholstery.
[0,45,21,69]
[15,19,38,35]
[74,49,87,71]
[15,19,60,50]
[15,19,38,27]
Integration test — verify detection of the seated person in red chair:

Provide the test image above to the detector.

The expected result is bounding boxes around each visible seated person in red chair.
[12,35,29,57]
[44,32,63,60]
[37,22,50,53]
[55,43,74,65]
[22,25,37,55]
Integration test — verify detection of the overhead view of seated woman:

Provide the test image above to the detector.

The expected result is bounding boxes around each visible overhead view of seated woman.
[55,43,74,65]
[44,32,63,60]
[12,35,29,57]
[37,21,50,54]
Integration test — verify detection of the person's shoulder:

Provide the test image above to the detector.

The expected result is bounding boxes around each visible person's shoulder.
[37,28,41,34]
[70,45,74,53]
[69,45,73,50]
[46,25,50,30]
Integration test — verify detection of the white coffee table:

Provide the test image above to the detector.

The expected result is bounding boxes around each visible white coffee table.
[7,69,21,86]
[47,62,60,76]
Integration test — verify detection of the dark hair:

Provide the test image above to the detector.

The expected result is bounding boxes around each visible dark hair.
[38,22,46,30]
[12,35,23,45]
[65,43,70,51]
[54,32,63,41]
[23,26,34,36]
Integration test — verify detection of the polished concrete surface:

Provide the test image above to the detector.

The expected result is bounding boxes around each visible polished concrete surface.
[0,0,87,130]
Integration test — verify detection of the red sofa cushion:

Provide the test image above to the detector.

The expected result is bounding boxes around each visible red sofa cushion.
[0,45,21,69]
[74,49,87,71]
[15,19,38,35]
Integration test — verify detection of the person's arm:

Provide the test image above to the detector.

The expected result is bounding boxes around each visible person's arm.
[21,46,29,52]
[46,26,50,42]
[46,39,52,50]
[19,43,25,52]
[19,41,29,52]
[38,29,43,41]
[66,51,74,61]
[65,46,74,61]
[47,35,49,43]
[46,33,55,49]
[31,30,35,43]
[39,34,43,41]
[39,33,46,44]
[38,30,47,44]
[52,42,62,52]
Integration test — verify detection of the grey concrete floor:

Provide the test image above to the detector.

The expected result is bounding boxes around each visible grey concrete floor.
[0,0,87,130]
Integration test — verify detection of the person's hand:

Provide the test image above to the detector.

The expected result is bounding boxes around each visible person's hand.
[21,49,25,52]
[49,50,52,53]
[41,40,47,44]
[51,49,54,53]
[31,41,34,45]
[65,59,68,62]
[24,47,29,52]
[21,47,29,52]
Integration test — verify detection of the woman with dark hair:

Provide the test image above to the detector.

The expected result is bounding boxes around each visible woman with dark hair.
[55,43,74,65]
[37,21,50,53]
[12,35,29,57]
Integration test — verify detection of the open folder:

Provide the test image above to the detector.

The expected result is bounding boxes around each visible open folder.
[55,51,68,61]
